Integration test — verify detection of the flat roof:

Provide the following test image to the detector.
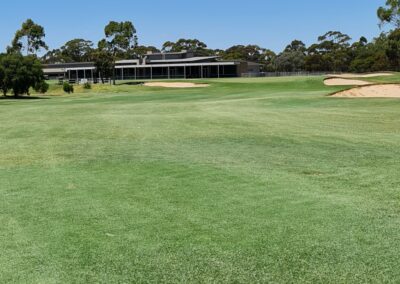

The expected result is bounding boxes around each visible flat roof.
[43,68,66,73]
[150,56,219,63]
[115,62,238,69]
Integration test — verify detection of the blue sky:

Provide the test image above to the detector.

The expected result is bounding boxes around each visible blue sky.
[0,0,388,53]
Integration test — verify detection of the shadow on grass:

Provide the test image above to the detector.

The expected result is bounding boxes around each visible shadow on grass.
[0,96,50,100]
[117,81,144,86]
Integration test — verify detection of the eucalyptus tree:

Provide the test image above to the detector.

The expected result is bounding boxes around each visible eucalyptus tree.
[10,19,48,55]
[378,0,400,28]
[162,39,213,56]
[100,21,137,84]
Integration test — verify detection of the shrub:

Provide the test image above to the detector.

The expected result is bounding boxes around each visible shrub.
[63,82,74,94]
[83,82,92,89]
[34,81,49,94]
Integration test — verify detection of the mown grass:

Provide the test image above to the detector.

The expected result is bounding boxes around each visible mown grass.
[1,75,400,283]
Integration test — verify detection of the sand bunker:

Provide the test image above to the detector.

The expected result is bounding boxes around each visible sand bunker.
[324,78,371,86]
[332,84,400,98]
[144,82,209,88]
[327,73,394,78]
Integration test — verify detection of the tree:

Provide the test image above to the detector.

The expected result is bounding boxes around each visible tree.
[305,31,352,72]
[92,49,114,84]
[274,40,307,72]
[223,45,267,62]
[275,51,305,72]
[0,53,45,97]
[133,45,160,57]
[0,54,7,95]
[42,39,94,63]
[60,39,94,62]
[41,49,63,64]
[349,35,390,73]
[378,0,400,28]
[101,21,137,84]
[386,29,400,70]
[161,39,213,56]
[284,40,307,53]
[10,19,48,55]
[263,49,277,72]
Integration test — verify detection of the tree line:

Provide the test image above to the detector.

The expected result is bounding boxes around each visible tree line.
[1,0,400,96]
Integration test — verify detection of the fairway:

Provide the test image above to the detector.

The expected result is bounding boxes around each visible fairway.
[1,76,400,282]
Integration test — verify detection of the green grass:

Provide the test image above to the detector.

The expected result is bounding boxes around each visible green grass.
[1,75,400,283]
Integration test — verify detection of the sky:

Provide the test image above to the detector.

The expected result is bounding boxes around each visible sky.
[0,0,389,53]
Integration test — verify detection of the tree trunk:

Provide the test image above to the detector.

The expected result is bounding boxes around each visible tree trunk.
[112,62,116,85]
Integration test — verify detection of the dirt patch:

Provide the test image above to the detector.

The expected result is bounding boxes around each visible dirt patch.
[327,72,394,78]
[324,78,371,86]
[144,82,209,88]
[332,84,400,98]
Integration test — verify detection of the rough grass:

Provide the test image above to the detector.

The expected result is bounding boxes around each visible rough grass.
[1,75,400,283]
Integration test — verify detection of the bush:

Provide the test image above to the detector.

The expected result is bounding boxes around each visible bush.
[63,82,74,94]
[34,81,49,94]
[83,82,92,89]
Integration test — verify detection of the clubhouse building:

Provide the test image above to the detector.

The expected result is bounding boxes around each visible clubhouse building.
[43,51,260,83]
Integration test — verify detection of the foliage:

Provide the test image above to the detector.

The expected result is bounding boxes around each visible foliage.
[83,82,92,89]
[63,82,74,94]
[222,45,266,62]
[34,81,49,94]
[274,40,307,72]
[284,40,307,53]
[386,29,400,70]
[305,31,352,72]
[274,51,305,72]
[42,39,94,63]
[9,19,48,55]
[99,21,137,84]
[378,0,400,27]
[0,53,45,96]
[103,21,137,57]
[92,49,114,84]
[162,39,213,56]
[132,45,160,57]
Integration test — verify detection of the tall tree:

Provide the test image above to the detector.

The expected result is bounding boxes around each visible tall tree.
[131,45,160,57]
[42,39,94,63]
[275,51,305,72]
[378,0,400,27]
[101,21,137,84]
[223,45,267,62]
[386,29,400,70]
[306,31,352,72]
[41,49,63,64]
[161,39,213,55]
[60,39,94,62]
[284,40,307,53]
[92,47,114,84]
[0,54,7,95]
[10,19,48,55]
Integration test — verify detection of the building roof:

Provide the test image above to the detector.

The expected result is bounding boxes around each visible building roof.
[149,56,219,64]
[116,59,140,64]
[43,68,66,74]
[115,61,238,69]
